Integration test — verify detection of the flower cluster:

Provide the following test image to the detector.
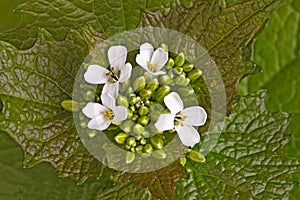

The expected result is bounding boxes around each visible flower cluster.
[82,43,207,150]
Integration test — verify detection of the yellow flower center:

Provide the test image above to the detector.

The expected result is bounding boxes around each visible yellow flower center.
[106,67,121,83]
[174,112,187,126]
[102,109,114,121]
[147,62,158,72]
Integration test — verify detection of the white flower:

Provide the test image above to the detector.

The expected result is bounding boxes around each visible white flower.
[84,45,132,98]
[136,43,168,76]
[154,92,207,146]
[82,94,127,131]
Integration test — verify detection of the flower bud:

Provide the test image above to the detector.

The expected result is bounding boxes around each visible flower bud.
[126,137,136,146]
[161,43,168,52]
[175,74,187,86]
[129,105,136,113]
[132,114,139,121]
[121,120,134,133]
[166,58,175,69]
[188,150,206,163]
[129,96,138,105]
[183,63,194,72]
[87,130,97,138]
[135,145,144,153]
[117,95,129,108]
[138,106,149,116]
[146,78,159,92]
[188,68,202,81]
[173,66,184,75]
[126,152,135,164]
[138,116,150,126]
[133,123,145,135]
[142,131,151,138]
[178,87,194,97]
[80,119,88,128]
[159,74,172,85]
[125,87,134,96]
[179,157,187,166]
[127,110,133,118]
[130,147,136,152]
[79,113,85,120]
[152,149,167,159]
[139,89,152,99]
[114,132,129,144]
[140,138,147,145]
[133,76,146,92]
[174,52,185,66]
[154,86,171,102]
[150,135,164,149]
[83,90,95,101]
[144,144,153,153]
[61,100,79,112]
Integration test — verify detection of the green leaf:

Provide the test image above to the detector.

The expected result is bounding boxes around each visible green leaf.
[0,131,114,200]
[0,29,105,183]
[120,161,187,200]
[0,0,146,49]
[139,0,284,111]
[238,0,300,197]
[176,90,299,199]
[97,182,156,200]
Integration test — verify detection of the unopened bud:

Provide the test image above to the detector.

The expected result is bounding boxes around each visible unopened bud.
[117,95,129,108]
[138,115,150,126]
[154,86,171,102]
[133,123,145,135]
[144,144,153,153]
[175,74,186,86]
[188,68,202,81]
[133,76,146,92]
[166,58,175,69]
[135,145,144,153]
[126,137,136,146]
[139,89,152,99]
[121,120,134,133]
[159,74,172,85]
[126,152,135,164]
[161,43,168,52]
[152,149,167,159]
[114,132,129,144]
[174,52,185,66]
[183,63,194,72]
[173,66,184,75]
[150,135,164,149]
[83,90,95,101]
[138,106,149,116]
[146,78,159,91]
[61,100,79,112]
[188,150,206,163]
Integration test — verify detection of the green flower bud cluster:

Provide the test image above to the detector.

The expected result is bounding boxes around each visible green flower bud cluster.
[113,130,168,163]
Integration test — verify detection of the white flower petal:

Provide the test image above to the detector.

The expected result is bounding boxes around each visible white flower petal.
[140,42,154,62]
[175,125,200,146]
[101,93,116,110]
[154,114,175,131]
[82,102,106,119]
[113,106,128,122]
[102,83,119,99]
[150,48,168,71]
[84,65,109,84]
[119,62,132,82]
[87,115,111,131]
[164,92,184,114]
[182,106,207,126]
[108,45,127,71]
[151,71,166,76]
[136,54,149,70]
